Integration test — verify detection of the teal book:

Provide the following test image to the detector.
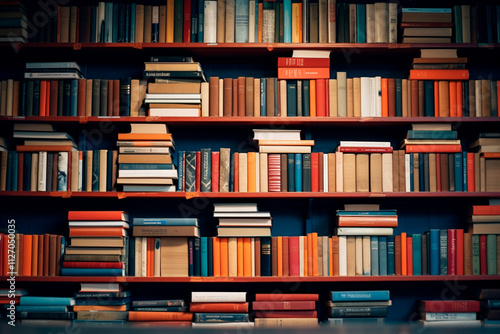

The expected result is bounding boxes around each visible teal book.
[235,0,249,42]
[105,2,113,42]
[329,306,388,317]
[453,6,463,43]
[337,3,345,43]
[112,3,119,43]
[194,237,201,276]
[174,0,184,42]
[462,152,467,192]
[422,233,428,275]
[200,236,208,277]
[356,4,366,43]
[197,0,204,42]
[283,0,292,43]
[130,3,136,42]
[20,296,75,306]
[424,81,434,117]
[370,236,379,276]
[302,80,310,116]
[472,234,480,275]
[92,150,100,192]
[387,236,395,275]
[193,313,250,322]
[260,78,266,116]
[16,306,68,312]
[454,152,463,192]
[295,153,303,192]
[412,233,422,275]
[177,151,185,191]
[491,80,498,117]
[439,229,448,275]
[61,268,123,276]
[301,153,311,192]
[261,237,272,276]
[75,296,131,305]
[407,130,458,140]
[18,311,75,320]
[487,234,497,275]
[287,153,295,192]
[379,236,387,276]
[207,236,213,276]
[330,290,390,301]
[70,79,78,116]
[33,79,40,116]
[134,306,187,312]
[287,80,297,116]
[201,148,212,192]
[395,78,402,117]
[185,151,197,192]
[133,218,198,226]
[429,229,440,275]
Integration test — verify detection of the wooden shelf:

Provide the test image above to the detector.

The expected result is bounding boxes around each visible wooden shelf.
[5,275,500,283]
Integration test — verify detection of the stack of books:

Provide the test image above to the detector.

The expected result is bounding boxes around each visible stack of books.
[277,50,331,80]
[400,8,453,43]
[131,217,199,277]
[190,291,252,329]
[144,56,205,117]
[418,300,481,327]
[478,289,500,326]
[214,203,272,237]
[0,288,27,309]
[335,141,394,193]
[116,123,177,192]
[402,123,461,153]
[17,295,75,327]
[412,49,467,70]
[0,1,28,43]
[468,203,500,274]
[128,298,192,327]
[253,293,319,328]
[62,210,129,276]
[470,133,500,192]
[25,61,84,80]
[327,290,391,326]
[254,129,314,154]
[72,288,130,327]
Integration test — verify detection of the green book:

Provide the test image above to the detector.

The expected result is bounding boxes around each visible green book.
[453,6,463,43]
[487,234,497,275]
[472,234,480,275]
[439,229,448,275]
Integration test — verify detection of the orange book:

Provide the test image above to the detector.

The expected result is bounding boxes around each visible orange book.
[213,237,220,277]
[74,305,129,312]
[233,152,239,192]
[247,152,256,192]
[401,232,407,276]
[43,233,49,276]
[438,80,450,117]
[68,211,128,221]
[309,80,316,117]
[332,236,339,276]
[410,80,419,117]
[219,237,228,276]
[147,237,154,277]
[31,235,38,276]
[456,81,463,117]
[482,152,500,158]
[311,232,318,276]
[277,236,283,276]
[307,233,312,276]
[128,311,193,321]
[282,236,289,276]
[381,78,389,117]
[278,68,330,80]
[258,2,263,43]
[337,216,399,227]
[78,78,86,116]
[316,79,327,116]
[303,235,308,276]
[449,81,457,117]
[409,69,469,80]
[310,152,319,192]
[456,229,464,275]
[243,237,251,276]
[395,235,401,275]
[255,237,261,277]
[329,236,333,276]
[404,144,462,153]
[406,236,413,276]
[22,235,32,276]
[39,80,47,117]
[117,133,172,141]
[237,76,246,116]
[37,233,44,276]
[69,227,126,237]
[237,237,244,276]
[434,81,439,117]
[190,302,249,312]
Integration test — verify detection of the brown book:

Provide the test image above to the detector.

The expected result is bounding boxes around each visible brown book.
[331,236,339,276]
[271,237,278,276]
[209,77,219,117]
[223,78,233,116]
[440,153,449,191]
[113,79,120,116]
[395,234,402,275]
[266,78,275,117]
[328,153,336,192]
[69,6,78,42]
[282,236,289,276]
[398,150,406,192]
[355,154,369,192]
[343,153,356,192]
[59,6,70,43]
[438,80,449,117]
[463,231,472,275]
[135,5,145,42]
[254,237,261,276]
[79,6,91,43]
[13,80,20,117]
[43,233,50,276]
[410,80,419,117]
[147,82,201,94]
[143,5,152,43]
[353,77,361,117]
[421,233,428,275]
[77,78,86,117]
[237,77,246,117]
[118,154,172,164]
[49,79,58,116]
[133,226,199,237]
[387,78,396,117]
[485,159,500,191]
[429,153,437,192]
[402,79,408,117]
[346,78,354,117]
[160,237,188,277]
[36,232,43,276]
[107,79,114,116]
[280,153,287,192]
[346,236,356,276]
[48,234,57,276]
[392,150,399,192]
[245,77,254,116]
[70,237,124,247]
[31,235,39,276]
[418,80,425,117]
[232,78,239,116]
[481,79,491,117]
[370,153,382,192]
[468,79,476,117]
[413,153,419,192]
[318,152,324,192]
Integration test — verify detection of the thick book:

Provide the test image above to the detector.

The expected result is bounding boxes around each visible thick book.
[190,302,249,312]
[20,296,75,306]
[193,313,250,323]
[420,300,480,312]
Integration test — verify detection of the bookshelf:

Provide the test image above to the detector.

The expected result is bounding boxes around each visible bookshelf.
[1,0,500,328]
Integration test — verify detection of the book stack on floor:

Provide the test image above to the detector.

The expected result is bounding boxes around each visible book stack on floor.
[253,293,319,328]
[478,289,500,326]
[336,141,394,193]
[470,133,500,192]
[144,56,205,117]
[17,295,75,327]
[190,291,253,329]
[72,284,130,327]
[468,203,500,274]
[326,290,391,326]
[128,298,192,327]
[131,217,199,277]
[0,1,28,43]
[400,8,453,43]
[214,203,272,237]
[62,210,129,276]
[116,123,177,192]
[277,50,331,81]
[418,299,481,327]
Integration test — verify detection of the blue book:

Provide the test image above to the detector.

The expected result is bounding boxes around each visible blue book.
[70,79,78,116]
[177,151,185,191]
[112,3,119,42]
[370,236,379,276]
[454,152,463,192]
[207,236,213,276]
[18,311,75,320]
[329,306,388,317]
[23,152,31,191]
[295,153,303,192]
[418,153,424,191]
[498,5,500,43]
[105,2,113,42]
[193,237,201,276]
[439,229,448,275]
[486,300,500,310]
[260,78,266,116]
[287,153,295,192]
[336,210,397,216]
[72,320,127,326]
[63,80,72,116]
[462,152,467,192]
[75,296,131,306]
[330,290,390,301]
[387,236,395,275]
[429,229,440,275]
[302,80,310,116]
[20,296,75,306]
[356,4,366,43]
[130,3,136,42]
[412,234,422,275]
[197,0,204,42]
[33,79,40,116]
[134,306,187,312]
[200,148,212,192]
[119,77,131,116]
[193,313,250,322]
[395,78,402,117]
[200,236,208,277]
[401,8,452,13]
[424,81,434,117]
[61,268,123,276]
[16,306,68,312]
[287,80,297,116]
[188,237,194,276]
[235,0,249,42]
[261,237,271,276]
[133,218,198,226]
[283,0,292,42]
[407,130,458,140]
[118,163,175,170]
[379,236,387,276]
[132,299,185,307]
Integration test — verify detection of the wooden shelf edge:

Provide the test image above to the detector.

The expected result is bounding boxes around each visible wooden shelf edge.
[4,275,500,283]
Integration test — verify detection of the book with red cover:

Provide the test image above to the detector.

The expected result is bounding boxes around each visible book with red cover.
[311,153,319,192]
[211,151,219,193]
[69,227,126,237]
[68,211,129,221]
[315,79,327,116]
[62,262,124,268]
[16,145,76,152]
[189,302,249,312]
[404,144,462,153]
[255,310,318,318]
[49,79,58,116]
[409,69,469,80]
[407,236,413,276]
[472,205,500,215]
[195,151,201,192]
[182,0,191,42]
[338,216,398,227]
[288,236,300,276]
[466,153,475,192]
[447,229,457,275]
[278,58,330,67]
[128,311,193,321]
[117,133,172,140]
[278,68,330,80]
[395,235,402,275]
[252,301,316,310]
[420,300,480,312]
[456,229,464,275]
[254,294,319,301]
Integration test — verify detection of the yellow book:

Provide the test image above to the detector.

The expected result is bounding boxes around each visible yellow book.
[166,0,174,42]
[277,236,283,276]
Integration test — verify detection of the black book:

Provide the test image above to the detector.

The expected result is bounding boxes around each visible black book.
[57,80,64,116]
[92,78,101,116]
[119,77,131,116]
[100,79,108,116]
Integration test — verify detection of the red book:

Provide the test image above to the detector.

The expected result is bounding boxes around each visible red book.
[78,78,86,116]
[190,302,249,312]
[337,147,393,153]
[381,78,389,117]
[288,236,300,276]
[278,68,330,80]
[310,152,319,192]
[407,236,413,276]
[448,229,457,275]
[466,152,475,192]
[338,216,398,227]
[278,58,330,67]
[456,229,464,275]
[449,81,457,117]
[318,152,324,192]
[252,300,316,310]
[39,80,47,116]
[401,232,407,276]
[128,311,193,321]
[107,79,114,116]
[49,79,58,116]
[472,205,500,215]
[62,261,124,269]
[404,144,462,153]
[211,151,220,192]
[195,151,201,192]
[69,227,126,237]
[315,79,327,116]
[254,294,319,301]
[421,300,480,313]
[434,80,439,117]
[479,234,487,275]
[182,0,191,42]
[68,211,128,221]
[267,153,281,192]
[16,145,75,152]
[409,70,469,80]
[255,310,318,318]
[147,237,154,277]
[0,233,3,276]
[410,79,419,117]
[387,78,396,117]
[233,152,239,192]
[395,235,402,275]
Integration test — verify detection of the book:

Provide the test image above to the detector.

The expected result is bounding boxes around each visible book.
[191,292,246,303]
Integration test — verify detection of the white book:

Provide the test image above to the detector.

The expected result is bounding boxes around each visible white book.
[249,0,255,43]
[388,3,397,43]
[369,77,377,116]
[149,108,200,117]
[423,312,477,321]
[366,4,375,43]
[292,50,331,58]
[57,151,69,191]
[238,152,248,192]
[204,1,217,43]
[253,129,301,140]
[335,151,343,192]
[191,291,247,303]
[117,170,178,178]
[38,151,47,191]
[339,141,391,147]
[201,81,209,116]
[318,0,328,43]
[338,236,347,276]
[259,153,268,192]
[374,2,388,43]
[382,153,393,192]
[262,7,275,43]
[135,237,142,277]
[355,236,363,276]
[258,146,312,154]
[299,236,305,276]
[375,76,382,116]
[337,227,394,236]
[360,77,371,117]
[154,237,161,277]
[323,153,329,192]
[405,153,411,192]
[213,203,258,212]
[68,221,130,228]
[141,237,147,277]
[213,211,271,218]
[145,93,201,99]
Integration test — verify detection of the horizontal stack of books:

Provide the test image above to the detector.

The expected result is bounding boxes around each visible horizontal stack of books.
[402,123,461,153]
[277,50,331,81]
[17,295,75,327]
[470,133,500,192]
[253,129,314,154]
[116,123,177,192]
[327,290,390,326]
[0,1,28,43]
[214,202,272,237]
[478,289,500,326]
[72,288,130,327]
[400,8,453,43]
[190,291,253,329]
[253,293,319,328]
[418,300,481,327]
[128,298,192,327]
[145,56,204,117]
[63,210,129,276]
[25,61,83,80]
